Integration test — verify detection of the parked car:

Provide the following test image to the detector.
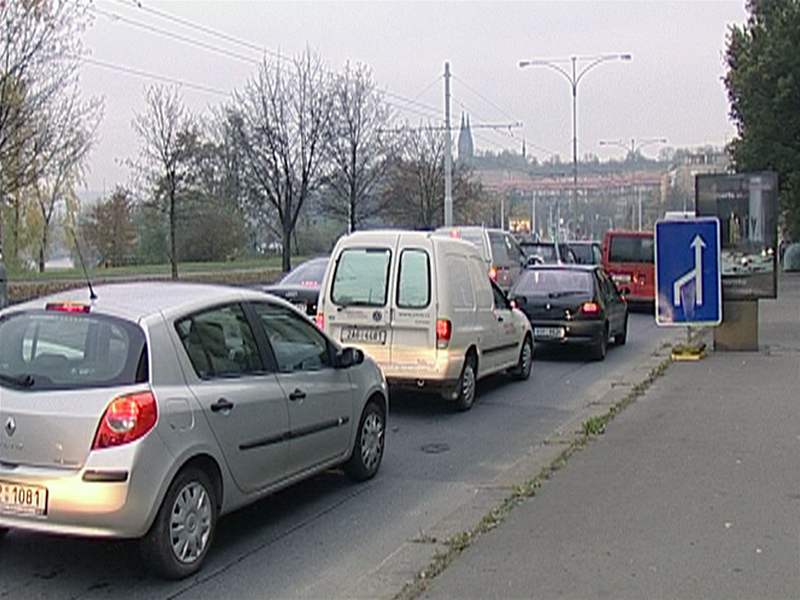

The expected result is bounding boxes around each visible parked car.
[601,230,655,303]
[435,226,527,291]
[261,256,328,316]
[0,283,388,579]
[509,264,628,360]
[565,240,602,265]
[520,241,578,265]
[317,230,533,411]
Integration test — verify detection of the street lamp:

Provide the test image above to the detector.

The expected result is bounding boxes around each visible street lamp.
[519,54,632,242]
[599,137,667,231]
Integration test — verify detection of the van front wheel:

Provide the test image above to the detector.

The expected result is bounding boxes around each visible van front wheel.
[454,355,477,411]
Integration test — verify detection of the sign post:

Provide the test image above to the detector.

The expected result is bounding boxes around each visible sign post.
[655,217,722,328]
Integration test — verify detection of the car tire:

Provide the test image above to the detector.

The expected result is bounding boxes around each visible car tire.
[509,335,533,381]
[591,325,609,361]
[615,316,628,345]
[140,467,218,580]
[454,354,478,411]
[344,401,386,482]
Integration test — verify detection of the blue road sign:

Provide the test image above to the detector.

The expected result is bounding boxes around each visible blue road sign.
[655,217,722,326]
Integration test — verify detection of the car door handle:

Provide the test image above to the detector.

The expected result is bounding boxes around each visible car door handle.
[289,389,307,402]
[210,398,234,413]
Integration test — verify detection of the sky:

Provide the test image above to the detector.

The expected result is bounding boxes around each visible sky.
[80,0,749,194]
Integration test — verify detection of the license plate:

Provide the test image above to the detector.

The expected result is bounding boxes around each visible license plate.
[534,326,565,339]
[612,274,632,283]
[341,327,387,345]
[0,480,48,516]
[292,301,308,312]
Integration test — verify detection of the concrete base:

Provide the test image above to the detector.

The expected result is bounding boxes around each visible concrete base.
[714,300,759,351]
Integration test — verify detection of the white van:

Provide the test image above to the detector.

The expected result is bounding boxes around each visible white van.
[317,230,533,410]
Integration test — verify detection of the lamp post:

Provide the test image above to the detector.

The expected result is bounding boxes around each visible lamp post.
[519,54,631,242]
[599,137,666,231]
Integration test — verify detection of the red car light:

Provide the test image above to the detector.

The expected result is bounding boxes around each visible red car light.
[46,302,90,313]
[580,301,601,315]
[489,266,498,281]
[93,391,158,450]
[436,319,452,349]
[315,313,325,330]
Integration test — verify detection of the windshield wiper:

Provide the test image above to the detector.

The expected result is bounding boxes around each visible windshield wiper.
[548,290,587,298]
[0,373,35,388]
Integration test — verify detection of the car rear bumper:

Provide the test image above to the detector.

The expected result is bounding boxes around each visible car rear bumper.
[0,434,172,539]
[530,319,604,345]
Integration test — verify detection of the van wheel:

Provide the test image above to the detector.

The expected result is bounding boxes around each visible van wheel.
[454,355,478,411]
[140,467,218,580]
[510,335,533,381]
[344,401,386,482]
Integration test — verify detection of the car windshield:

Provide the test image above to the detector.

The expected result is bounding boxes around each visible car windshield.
[609,236,655,264]
[281,258,327,287]
[331,248,391,307]
[0,310,147,391]
[514,270,593,297]
[522,244,557,262]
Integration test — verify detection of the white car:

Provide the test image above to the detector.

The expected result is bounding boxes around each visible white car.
[317,230,533,411]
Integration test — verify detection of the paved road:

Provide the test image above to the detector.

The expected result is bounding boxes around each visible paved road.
[0,312,669,600]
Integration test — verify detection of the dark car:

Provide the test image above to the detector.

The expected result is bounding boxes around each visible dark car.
[520,241,577,266]
[509,264,628,360]
[262,256,329,316]
[565,240,602,265]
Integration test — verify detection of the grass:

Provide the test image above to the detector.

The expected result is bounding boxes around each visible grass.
[8,256,307,282]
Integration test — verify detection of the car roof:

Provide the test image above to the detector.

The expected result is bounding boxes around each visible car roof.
[565,240,600,245]
[6,281,271,322]
[525,264,599,272]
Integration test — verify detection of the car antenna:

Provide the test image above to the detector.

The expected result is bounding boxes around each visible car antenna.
[69,227,97,301]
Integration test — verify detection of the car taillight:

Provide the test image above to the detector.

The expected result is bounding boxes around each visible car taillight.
[580,301,601,315]
[489,266,498,281]
[93,391,158,450]
[315,313,325,330]
[436,319,452,349]
[46,302,90,313]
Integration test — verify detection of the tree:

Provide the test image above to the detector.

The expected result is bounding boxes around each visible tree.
[230,49,333,271]
[724,0,800,238]
[0,1,99,256]
[82,187,137,268]
[133,85,195,279]
[383,126,490,229]
[323,62,394,232]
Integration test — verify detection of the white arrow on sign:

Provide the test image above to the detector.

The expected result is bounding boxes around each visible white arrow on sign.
[673,235,706,307]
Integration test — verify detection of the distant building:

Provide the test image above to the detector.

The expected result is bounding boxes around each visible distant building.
[661,149,730,208]
[457,112,474,161]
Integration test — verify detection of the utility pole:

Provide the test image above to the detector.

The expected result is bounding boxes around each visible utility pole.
[444,61,453,227]
[531,191,536,240]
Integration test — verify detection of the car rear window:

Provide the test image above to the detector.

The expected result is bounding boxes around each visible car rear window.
[0,311,147,391]
[397,249,431,309]
[281,259,327,286]
[331,248,391,307]
[515,270,594,296]
[609,236,654,264]
[522,244,557,262]
[569,244,595,264]
[488,232,510,264]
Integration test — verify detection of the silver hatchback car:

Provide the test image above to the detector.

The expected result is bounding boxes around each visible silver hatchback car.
[0,283,388,578]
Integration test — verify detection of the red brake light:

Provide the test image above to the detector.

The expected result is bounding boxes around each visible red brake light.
[315,313,325,330]
[450,230,461,238]
[580,301,601,315]
[489,266,498,281]
[436,319,452,349]
[46,302,90,313]
[93,391,158,450]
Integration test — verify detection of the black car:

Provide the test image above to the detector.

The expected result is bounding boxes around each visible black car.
[565,240,602,265]
[262,256,329,316]
[509,264,628,360]
[520,241,577,266]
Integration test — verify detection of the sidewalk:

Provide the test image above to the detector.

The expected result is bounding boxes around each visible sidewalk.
[422,274,800,600]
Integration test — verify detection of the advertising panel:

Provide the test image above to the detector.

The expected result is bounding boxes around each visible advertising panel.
[695,172,778,300]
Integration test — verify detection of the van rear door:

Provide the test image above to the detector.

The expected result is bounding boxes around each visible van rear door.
[324,245,395,367]
[389,239,436,372]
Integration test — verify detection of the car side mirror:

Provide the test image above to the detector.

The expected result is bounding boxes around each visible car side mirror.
[336,347,365,369]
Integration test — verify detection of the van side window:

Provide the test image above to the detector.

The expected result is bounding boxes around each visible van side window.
[468,257,493,310]
[331,248,391,307]
[397,249,431,309]
[447,255,475,309]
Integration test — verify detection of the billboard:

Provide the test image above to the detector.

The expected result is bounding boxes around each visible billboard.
[695,172,778,300]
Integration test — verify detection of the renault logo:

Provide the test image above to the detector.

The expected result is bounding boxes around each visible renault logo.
[4,417,16,437]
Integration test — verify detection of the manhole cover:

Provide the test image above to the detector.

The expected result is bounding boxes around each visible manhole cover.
[420,443,450,454]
